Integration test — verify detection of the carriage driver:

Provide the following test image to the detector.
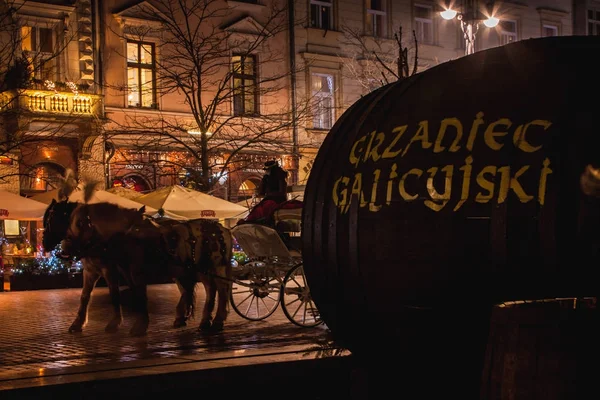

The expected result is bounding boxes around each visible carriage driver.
[259,160,288,203]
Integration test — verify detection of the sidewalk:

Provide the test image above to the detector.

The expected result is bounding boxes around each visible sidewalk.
[0,284,356,399]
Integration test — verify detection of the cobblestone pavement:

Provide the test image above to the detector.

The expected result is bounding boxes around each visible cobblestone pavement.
[0,283,346,393]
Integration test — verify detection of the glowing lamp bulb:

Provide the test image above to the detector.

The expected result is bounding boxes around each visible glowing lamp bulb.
[440,9,458,20]
[484,16,500,28]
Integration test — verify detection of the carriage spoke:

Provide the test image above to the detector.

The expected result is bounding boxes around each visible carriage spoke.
[281,264,323,327]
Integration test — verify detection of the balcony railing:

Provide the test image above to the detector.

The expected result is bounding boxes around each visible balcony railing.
[0,89,102,118]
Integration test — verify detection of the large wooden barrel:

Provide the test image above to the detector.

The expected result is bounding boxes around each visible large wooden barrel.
[481,299,599,400]
[302,36,600,395]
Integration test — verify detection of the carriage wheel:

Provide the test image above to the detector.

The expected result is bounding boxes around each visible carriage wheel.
[281,264,323,327]
[230,262,281,321]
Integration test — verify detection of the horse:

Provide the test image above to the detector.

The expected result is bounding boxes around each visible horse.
[44,198,234,333]
[42,199,151,336]
[125,217,234,332]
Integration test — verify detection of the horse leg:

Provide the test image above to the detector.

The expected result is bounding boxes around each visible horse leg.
[69,266,100,333]
[101,266,123,333]
[198,276,216,331]
[173,277,196,328]
[129,282,149,337]
[212,276,231,332]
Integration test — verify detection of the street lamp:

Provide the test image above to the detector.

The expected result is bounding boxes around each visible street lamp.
[440,0,499,55]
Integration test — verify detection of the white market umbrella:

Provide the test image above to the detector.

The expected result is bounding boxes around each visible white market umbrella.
[0,190,48,221]
[135,185,248,220]
[31,186,186,220]
[105,186,143,200]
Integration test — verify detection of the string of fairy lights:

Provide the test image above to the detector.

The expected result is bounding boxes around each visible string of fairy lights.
[7,244,82,276]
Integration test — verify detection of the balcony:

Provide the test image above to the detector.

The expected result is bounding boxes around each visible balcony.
[0,89,102,118]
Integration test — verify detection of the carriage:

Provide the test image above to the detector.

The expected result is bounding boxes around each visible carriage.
[229,205,322,328]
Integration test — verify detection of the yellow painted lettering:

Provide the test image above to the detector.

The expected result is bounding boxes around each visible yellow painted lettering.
[369,169,382,212]
[350,173,364,209]
[382,125,407,159]
[538,158,552,205]
[454,156,473,211]
[475,166,496,203]
[349,136,367,168]
[401,121,432,157]
[332,176,350,211]
[484,118,512,151]
[514,120,551,153]
[386,163,398,205]
[434,117,463,153]
[466,112,485,151]
[399,168,422,201]
[424,165,453,211]
[364,132,385,162]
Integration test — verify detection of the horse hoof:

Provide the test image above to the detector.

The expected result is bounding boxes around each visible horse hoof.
[198,321,211,331]
[173,318,187,328]
[129,321,149,337]
[68,325,83,333]
[129,327,148,337]
[105,322,120,333]
[211,321,224,332]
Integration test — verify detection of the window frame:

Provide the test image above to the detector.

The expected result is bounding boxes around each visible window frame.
[310,0,333,30]
[542,24,558,37]
[20,24,58,81]
[499,19,518,45]
[232,54,259,116]
[365,0,387,38]
[126,40,158,109]
[414,3,433,45]
[587,8,600,35]
[311,72,335,131]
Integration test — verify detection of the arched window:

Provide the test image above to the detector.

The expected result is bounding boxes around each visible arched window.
[21,162,65,194]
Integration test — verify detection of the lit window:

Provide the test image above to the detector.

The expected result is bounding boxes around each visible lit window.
[310,0,332,30]
[500,20,518,45]
[414,4,433,45]
[4,220,20,236]
[312,73,334,130]
[232,54,257,116]
[21,25,56,80]
[127,41,157,108]
[366,0,386,38]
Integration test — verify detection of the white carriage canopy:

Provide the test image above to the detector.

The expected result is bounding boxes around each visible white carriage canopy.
[135,185,249,221]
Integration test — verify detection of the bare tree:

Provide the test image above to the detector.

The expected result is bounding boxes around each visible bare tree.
[105,0,308,194]
[340,24,419,95]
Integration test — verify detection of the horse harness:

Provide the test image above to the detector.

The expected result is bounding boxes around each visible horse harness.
[66,208,138,259]
[163,220,228,272]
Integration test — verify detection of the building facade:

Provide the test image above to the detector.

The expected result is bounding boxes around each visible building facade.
[0,0,586,201]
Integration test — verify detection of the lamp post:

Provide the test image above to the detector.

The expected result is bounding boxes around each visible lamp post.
[440,0,499,55]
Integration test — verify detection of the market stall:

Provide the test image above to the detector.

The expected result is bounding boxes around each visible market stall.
[0,191,48,270]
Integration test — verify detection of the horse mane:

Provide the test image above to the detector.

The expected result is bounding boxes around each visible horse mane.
[82,180,100,203]
[57,169,78,200]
